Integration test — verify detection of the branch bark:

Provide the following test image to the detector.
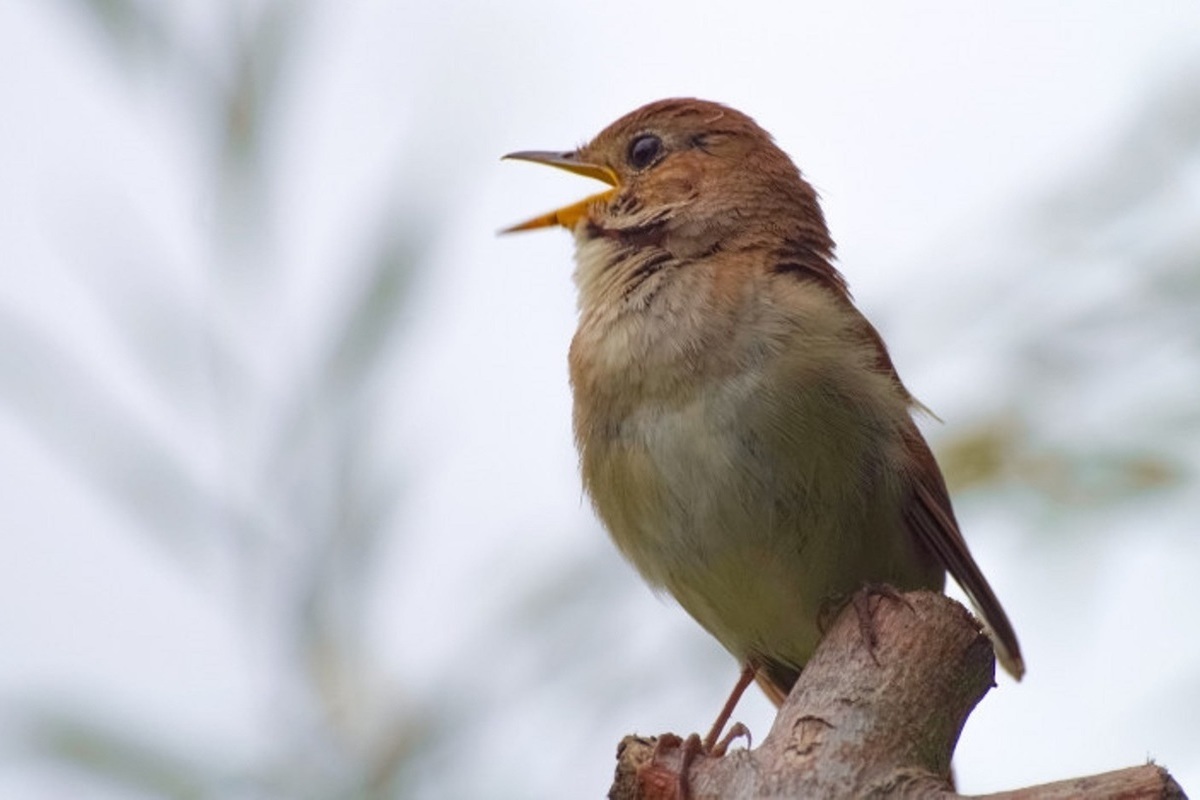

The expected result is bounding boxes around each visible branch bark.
[608,591,1186,800]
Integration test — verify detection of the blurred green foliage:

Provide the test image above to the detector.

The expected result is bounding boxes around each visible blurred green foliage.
[6,1,434,797]
[940,414,1183,502]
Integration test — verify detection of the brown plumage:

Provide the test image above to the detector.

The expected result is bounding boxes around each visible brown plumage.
[504,98,1024,708]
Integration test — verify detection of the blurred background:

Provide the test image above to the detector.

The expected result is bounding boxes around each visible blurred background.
[1,1,1198,797]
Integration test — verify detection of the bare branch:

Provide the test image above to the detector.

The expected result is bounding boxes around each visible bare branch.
[610,592,1186,800]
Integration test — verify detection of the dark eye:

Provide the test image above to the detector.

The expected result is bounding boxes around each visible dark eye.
[627,133,663,170]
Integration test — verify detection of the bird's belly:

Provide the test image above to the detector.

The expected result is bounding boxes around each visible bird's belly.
[582,384,893,669]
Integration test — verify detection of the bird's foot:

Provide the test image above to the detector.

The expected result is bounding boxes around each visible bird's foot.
[636,733,696,800]
[637,724,752,800]
[636,663,758,798]
[710,721,752,756]
[851,583,913,663]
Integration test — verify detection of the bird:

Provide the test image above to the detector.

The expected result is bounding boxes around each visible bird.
[501,98,1023,736]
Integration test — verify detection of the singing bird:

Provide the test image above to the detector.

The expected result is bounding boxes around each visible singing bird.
[502,98,1023,721]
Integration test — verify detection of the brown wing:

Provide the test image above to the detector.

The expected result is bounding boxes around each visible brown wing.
[853,308,1025,680]
[769,266,1024,682]
[902,427,1025,679]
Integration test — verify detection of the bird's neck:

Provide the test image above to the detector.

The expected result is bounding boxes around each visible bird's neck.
[567,229,775,418]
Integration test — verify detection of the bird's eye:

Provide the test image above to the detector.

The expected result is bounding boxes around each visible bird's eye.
[627,134,663,170]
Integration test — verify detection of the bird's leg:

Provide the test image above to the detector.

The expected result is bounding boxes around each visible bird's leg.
[639,664,757,799]
[702,662,756,751]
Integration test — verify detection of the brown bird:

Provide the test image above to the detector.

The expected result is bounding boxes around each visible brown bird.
[502,98,1023,735]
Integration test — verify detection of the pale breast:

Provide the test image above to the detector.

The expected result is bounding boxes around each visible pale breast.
[578,360,901,667]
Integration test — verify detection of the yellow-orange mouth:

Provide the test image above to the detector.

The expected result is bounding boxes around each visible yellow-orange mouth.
[500,150,619,233]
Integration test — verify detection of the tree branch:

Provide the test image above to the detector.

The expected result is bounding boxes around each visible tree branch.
[609,591,1186,799]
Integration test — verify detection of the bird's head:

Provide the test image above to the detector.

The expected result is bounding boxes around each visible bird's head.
[503,98,831,262]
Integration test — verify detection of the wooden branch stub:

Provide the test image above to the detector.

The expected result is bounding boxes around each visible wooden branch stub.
[608,591,1188,799]
[974,763,1185,799]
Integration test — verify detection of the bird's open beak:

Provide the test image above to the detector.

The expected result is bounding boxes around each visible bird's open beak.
[500,151,619,233]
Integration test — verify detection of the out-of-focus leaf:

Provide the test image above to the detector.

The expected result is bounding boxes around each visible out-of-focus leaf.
[937,416,1024,493]
[937,413,1185,503]
[220,0,308,176]
[257,204,428,553]
[318,202,435,400]
[63,0,172,65]
[19,706,221,800]
[1030,64,1200,247]
[0,314,264,556]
